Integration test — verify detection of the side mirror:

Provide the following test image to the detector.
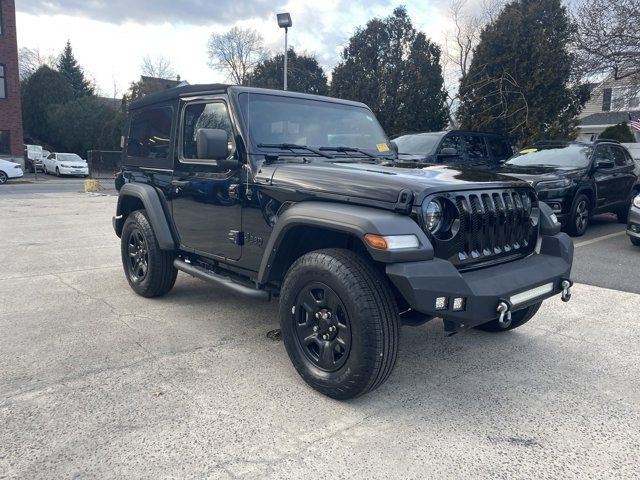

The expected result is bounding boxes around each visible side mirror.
[595,158,615,170]
[197,128,231,160]
[439,147,458,156]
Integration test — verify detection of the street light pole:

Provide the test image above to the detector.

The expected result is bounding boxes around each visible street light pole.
[276,13,292,91]
[284,26,288,91]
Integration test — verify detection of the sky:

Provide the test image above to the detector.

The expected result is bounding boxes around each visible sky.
[15,0,456,98]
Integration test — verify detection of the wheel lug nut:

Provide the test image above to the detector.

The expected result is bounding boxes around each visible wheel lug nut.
[315,312,320,318]
[322,334,329,340]
[313,326,318,332]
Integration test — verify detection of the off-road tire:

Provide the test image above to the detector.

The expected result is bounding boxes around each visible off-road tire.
[566,194,590,237]
[279,248,400,400]
[475,301,542,332]
[121,210,177,298]
[0,171,7,185]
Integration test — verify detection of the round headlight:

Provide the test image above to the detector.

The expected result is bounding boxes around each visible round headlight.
[424,200,443,232]
[634,195,640,209]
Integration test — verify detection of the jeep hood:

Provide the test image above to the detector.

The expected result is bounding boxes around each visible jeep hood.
[267,161,527,205]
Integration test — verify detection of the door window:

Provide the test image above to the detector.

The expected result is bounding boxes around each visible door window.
[438,136,463,155]
[594,145,614,167]
[463,136,488,160]
[487,137,512,161]
[611,146,629,167]
[127,107,173,159]
[182,102,235,161]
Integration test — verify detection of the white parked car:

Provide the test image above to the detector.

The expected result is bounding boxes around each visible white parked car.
[0,158,24,184]
[43,153,89,177]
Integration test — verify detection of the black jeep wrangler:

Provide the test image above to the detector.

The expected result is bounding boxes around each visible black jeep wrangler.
[113,85,574,399]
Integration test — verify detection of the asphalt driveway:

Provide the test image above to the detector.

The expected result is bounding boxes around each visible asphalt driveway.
[1,193,639,479]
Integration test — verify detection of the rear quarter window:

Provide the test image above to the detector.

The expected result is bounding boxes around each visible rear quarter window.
[487,137,512,160]
[126,106,174,167]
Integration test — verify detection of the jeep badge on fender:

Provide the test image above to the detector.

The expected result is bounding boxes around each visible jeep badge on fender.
[113,84,574,400]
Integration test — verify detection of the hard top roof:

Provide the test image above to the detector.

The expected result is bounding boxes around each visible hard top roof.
[129,84,370,110]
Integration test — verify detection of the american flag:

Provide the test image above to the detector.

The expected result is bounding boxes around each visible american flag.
[630,112,640,132]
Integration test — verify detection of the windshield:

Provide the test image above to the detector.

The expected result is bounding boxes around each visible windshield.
[238,93,390,156]
[393,133,443,155]
[506,144,592,168]
[57,154,83,162]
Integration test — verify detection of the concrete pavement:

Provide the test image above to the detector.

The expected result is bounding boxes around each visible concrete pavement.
[1,193,639,479]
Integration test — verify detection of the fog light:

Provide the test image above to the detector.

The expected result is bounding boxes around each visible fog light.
[435,296,448,310]
[452,297,466,311]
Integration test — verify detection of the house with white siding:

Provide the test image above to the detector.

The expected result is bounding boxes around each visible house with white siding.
[578,74,640,142]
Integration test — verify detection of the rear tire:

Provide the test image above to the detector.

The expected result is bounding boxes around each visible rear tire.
[475,302,542,332]
[631,237,640,247]
[279,248,399,400]
[566,194,590,236]
[0,171,7,185]
[55,167,60,177]
[121,210,177,298]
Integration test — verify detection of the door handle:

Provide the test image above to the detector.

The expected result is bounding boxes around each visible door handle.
[171,180,190,188]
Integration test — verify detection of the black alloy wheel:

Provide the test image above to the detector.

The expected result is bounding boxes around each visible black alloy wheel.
[292,281,352,372]
[567,194,590,236]
[126,228,149,283]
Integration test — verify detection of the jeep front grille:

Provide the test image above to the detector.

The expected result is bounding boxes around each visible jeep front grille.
[432,188,539,270]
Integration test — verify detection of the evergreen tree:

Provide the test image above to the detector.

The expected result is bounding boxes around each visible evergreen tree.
[330,7,448,136]
[21,66,74,144]
[457,0,586,146]
[599,123,636,143]
[250,49,328,95]
[57,40,94,97]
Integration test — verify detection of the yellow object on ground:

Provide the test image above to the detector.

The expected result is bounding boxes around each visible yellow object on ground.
[84,179,101,192]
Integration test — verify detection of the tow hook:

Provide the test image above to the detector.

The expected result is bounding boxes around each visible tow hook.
[496,300,512,327]
[561,279,573,303]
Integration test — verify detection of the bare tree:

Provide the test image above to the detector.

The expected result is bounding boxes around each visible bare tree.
[573,0,640,82]
[441,0,505,126]
[18,47,57,81]
[206,27,265,85]
[141,55,177,79]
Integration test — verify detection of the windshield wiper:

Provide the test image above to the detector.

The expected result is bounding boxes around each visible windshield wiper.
[318,146,376,158]
[257,143,334,159]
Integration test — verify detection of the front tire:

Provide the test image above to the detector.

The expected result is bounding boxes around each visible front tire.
[566,194,590,236]
[0,171,7,185]
[279,249,399,400]
[475,302,542,332]
[121,210,177,298]
[631,237,640,247]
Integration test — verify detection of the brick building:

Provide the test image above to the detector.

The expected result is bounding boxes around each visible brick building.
[0,0,24,163]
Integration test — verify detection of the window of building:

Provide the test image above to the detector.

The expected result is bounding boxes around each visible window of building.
[0,131,10,155]
[127,107,173,159]
[610,86,640,111]
[0,65,6,99]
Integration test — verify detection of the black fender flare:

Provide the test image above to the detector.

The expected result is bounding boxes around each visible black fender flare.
[114,183,176,250]
[257,201,433,284]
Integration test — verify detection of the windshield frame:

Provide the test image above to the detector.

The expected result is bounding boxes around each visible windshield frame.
[235,91,391,161]
[505,144,594,169]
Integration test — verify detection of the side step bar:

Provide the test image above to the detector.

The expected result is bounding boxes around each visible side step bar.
[173,259,270,301]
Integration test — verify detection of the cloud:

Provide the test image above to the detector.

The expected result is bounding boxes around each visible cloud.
[16,0,279,25]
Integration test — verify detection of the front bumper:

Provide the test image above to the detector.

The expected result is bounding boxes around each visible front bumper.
[627,206,640,239]
[386,233,573,328]
[60,167,89,175]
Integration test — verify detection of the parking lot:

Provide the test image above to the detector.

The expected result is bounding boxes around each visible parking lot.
[1,188,640,479]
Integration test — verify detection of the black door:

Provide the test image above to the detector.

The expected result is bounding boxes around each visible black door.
[610,145,637,202]
[592,145,619,208]
[171,98,243,260]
